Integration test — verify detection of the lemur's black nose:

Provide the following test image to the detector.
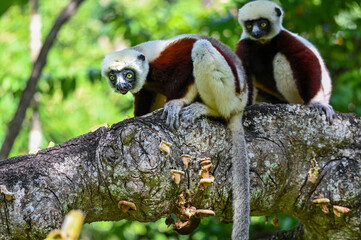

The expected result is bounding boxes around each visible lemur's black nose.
[116,82,132,93]
[252,31,262,39]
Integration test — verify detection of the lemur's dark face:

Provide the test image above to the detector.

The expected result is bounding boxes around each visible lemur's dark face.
[244,18,271,40]
[108,69,136,95]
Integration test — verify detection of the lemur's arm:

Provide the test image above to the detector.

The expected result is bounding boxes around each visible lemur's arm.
[133,89,166,116]
[133,89,159,116]
[277,31,334,123]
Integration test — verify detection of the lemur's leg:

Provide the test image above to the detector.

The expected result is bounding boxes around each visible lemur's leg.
[181,39,245,123]
[133,88,160,116]
[181,102,219,125]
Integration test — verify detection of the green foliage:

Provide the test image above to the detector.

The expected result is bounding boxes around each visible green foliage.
[80,214,298,240]
[0,0,27,17]
[0,0,360,238]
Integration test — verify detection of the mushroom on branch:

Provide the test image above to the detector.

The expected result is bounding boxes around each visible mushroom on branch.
[196,209,216,218]
[181,154,192,170]
[47,141,55,148]
[177,192,186,206]
[333,205,351,217]
[198,157,215,189]
[118,200,137,213]
[89,123,109,132]
[183,206,197,218]
[199,176,215,190]
[198,158,213,178]
[312,195,330,214]
[170,170,185,185]
[159,141,172,157]
[0,185,15,201]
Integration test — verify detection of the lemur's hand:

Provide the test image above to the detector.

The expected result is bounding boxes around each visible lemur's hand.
[161,100,184,131]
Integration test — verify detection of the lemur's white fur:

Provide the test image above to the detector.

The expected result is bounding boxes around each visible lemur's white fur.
[190,40,248,119]
[239,0,283,41]
[273,53,304,103]
[133,40,169,62]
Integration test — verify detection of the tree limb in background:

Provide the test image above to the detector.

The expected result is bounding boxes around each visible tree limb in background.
[28,0,43,153]
[0,104,360,240]
[0,0,86,160]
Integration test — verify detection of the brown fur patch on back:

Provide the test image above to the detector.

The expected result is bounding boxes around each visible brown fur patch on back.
[277,31,322,103]
[148,38,197,100]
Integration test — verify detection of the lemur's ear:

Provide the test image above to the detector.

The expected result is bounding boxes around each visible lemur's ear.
[138,54,145,61]
[275,7,282,17]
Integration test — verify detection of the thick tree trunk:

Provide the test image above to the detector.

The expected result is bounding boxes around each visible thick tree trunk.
[0,104,360,240]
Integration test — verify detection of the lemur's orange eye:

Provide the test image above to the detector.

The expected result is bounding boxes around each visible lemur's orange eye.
[126,73,133,79]
[246,24,252,29]
[261,22,267,28]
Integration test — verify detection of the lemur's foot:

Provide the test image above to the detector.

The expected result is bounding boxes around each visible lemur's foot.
[308,103,335,124]
[161,100,183,131]
[180,102,207,124]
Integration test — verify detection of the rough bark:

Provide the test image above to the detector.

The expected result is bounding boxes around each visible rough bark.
[0,103,360,240]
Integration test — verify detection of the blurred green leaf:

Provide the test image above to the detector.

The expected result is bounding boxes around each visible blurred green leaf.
[60,77,76,100]
[0,0,27,17]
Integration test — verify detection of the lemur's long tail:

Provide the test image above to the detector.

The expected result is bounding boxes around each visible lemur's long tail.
[228,113,250,240]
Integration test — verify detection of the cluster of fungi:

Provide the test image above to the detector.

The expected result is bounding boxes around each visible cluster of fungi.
[168,154,217,234]
[114,140,218,234]
[165,141,217,233]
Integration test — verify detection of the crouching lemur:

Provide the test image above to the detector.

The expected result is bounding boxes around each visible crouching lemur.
[102,34,252,240]
[236,0,334,124]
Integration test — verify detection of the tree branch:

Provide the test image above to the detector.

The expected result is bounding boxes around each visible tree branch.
[0,104,360,240]
[0,0,86,160]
